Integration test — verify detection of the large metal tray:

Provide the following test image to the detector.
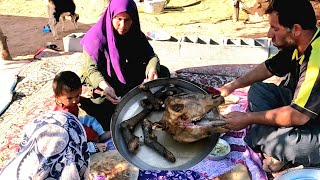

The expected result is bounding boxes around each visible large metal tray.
[111,78,220,170]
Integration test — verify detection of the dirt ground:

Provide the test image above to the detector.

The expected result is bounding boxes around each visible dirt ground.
[0,0,272,59]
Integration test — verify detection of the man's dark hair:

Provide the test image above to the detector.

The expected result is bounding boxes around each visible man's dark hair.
[53,71,81,96]
[265,0,317,30]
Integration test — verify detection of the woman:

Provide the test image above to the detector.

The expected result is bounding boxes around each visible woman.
[0,111,90,179]
[80,0,170,130]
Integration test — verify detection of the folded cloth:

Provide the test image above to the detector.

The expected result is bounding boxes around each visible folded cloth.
[105,138,116,151]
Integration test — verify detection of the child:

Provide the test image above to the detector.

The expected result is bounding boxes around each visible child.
[52,70,112,153]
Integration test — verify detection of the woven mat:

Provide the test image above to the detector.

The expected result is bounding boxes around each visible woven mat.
[0,50,83,169]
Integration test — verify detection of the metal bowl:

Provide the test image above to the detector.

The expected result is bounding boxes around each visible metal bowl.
[111,78,220,170]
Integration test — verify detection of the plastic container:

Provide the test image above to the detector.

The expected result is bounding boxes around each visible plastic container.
[143,0,166,14]
[63,33,85,52]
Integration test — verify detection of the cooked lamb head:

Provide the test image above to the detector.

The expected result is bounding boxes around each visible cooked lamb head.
[159,93,229,143]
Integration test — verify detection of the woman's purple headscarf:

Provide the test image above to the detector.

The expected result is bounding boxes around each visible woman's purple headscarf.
[80,0,154,84]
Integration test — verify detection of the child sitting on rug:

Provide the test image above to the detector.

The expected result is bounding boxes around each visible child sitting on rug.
[53,70,112,153]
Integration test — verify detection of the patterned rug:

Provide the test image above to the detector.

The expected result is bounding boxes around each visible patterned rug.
[0,51,269,179]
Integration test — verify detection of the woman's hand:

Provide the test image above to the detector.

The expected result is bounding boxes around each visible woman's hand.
[104,86,120,104]
[99,80,120,104]
[145,67,158,82]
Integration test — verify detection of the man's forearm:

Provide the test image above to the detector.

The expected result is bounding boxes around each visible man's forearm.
[249,106,310,127]
[234,62,273,88]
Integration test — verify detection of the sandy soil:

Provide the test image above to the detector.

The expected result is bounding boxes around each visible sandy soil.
[0,0,271,59]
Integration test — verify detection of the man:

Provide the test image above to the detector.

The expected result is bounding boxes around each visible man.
[219,0,320,173]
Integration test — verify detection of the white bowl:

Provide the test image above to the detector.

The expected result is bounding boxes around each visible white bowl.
[207,138,231,161]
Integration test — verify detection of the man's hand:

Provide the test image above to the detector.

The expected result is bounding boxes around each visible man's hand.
[219,81,237,97]
[222,111,251,131]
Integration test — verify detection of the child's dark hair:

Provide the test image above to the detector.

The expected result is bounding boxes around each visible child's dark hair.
[53,71,81,96]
